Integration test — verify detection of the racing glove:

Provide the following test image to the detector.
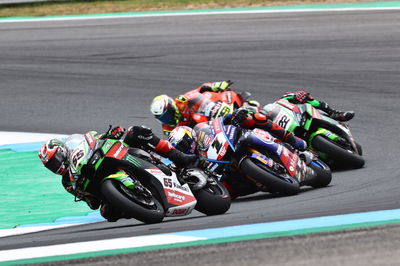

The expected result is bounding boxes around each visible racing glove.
[246,100,260,108]
[294,90,313,104]
[201,80,233,92]
[124,125,155,148]
[231,108,250,126]
[108,126,126,139]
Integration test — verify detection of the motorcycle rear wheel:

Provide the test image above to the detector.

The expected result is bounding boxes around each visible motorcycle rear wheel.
[240,158,300,195]
[194,180,231,216]
[312,135,365,169]
[101,179,165,224]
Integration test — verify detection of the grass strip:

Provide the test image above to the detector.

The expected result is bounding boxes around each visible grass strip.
[0,0,391,18]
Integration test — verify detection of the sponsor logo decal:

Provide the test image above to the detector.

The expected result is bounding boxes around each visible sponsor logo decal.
[147,168,163,175]
[106,142,127,159]
[228,126,236,141]
[172,208,189,215]
[113,143,124,158]
[253,128,274,143]
[168,191,186,202]
[173,182,189,192]
[288,152,298,176]
[85,133,96,148]
[226,91,232,103]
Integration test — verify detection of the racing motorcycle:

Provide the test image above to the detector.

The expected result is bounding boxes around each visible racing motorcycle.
[188,89,254,124]
[193,117,332,196]
[263,99,364,169]
[65,131,231,224]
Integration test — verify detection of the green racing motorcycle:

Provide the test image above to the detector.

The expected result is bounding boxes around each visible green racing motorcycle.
[263,99,364,169]
[65,131,231,224]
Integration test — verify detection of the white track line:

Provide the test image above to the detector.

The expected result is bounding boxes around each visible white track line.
[0,131,67,145]
[0,234,205,262]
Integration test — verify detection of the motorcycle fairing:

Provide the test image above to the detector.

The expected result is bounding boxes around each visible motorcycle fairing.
[196,118,235,162]
[190,90,243,123]
[104,141,128,160]
[84,132,97,149]
[245,129,299,177]
[144,168,196,216]
[248,152,274,168]
[264,101,301,132]
[211,118,236,151]
[276,99,301,113]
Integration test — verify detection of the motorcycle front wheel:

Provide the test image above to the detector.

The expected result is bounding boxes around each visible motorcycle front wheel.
[194,180,231,216]
[308,160,332,188]
[101,179,165,224]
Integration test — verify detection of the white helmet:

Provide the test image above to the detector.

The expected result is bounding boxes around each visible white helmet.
[150,95,181,126]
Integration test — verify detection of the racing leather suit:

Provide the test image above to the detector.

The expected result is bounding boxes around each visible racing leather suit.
[61,125,196,222]
[281,91,354,122]
[161,81,253,135]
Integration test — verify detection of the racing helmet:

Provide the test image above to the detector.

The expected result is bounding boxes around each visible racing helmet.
[168,126,197,154]
[150,95,181,126]
[38,139,68,175]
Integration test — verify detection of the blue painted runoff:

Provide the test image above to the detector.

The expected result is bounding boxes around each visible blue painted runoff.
[176,209,400,239]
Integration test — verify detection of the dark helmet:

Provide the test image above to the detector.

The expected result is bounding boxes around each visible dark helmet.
[150,95,182,126]
[38,139,68,175]
[168,126,197,154]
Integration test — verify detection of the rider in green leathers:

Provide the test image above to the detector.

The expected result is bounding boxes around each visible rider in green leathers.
[38,125,196,222]
[281,90,355,122]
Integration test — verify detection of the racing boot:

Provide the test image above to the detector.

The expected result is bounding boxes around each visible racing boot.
[125,125,197,168]
[84,195,101,210]
[319,101,355,122]
[329,110,355,122]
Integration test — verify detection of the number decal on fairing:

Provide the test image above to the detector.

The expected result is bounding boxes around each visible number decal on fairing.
[72,150,84,167]
[278,115,291,129]
[163,178,173,188]
[211,139,223,154]
[206,133,229,160]
[217,105,232,117]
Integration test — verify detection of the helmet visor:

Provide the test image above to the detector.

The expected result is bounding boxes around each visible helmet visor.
[46,148,67,174]
[157,111,178,126]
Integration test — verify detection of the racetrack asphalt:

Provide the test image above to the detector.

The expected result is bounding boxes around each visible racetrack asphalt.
[0,7,399,265]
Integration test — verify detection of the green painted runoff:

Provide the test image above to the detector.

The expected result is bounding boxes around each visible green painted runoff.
[0,150,92,229]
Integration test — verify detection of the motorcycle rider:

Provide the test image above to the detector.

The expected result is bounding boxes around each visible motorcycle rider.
[150,80,259,136]
[281,90,355,122]
[168,108,310,199]
[38,125,197,222]
[227,107,308,151]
